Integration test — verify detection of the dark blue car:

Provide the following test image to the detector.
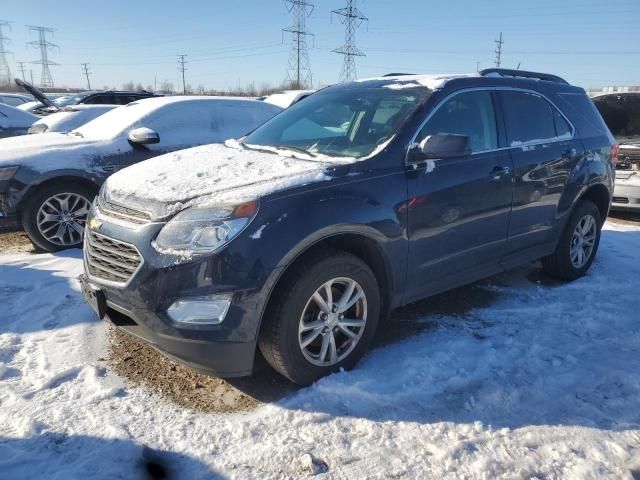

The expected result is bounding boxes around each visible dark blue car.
[80,69,617,385]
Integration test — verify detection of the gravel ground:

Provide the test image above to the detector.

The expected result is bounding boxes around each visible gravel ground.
[2,212,639,415]
[0,231,35,254]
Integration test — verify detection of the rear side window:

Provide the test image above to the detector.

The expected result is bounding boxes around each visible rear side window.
[84,94,117,105]
[500,91,557,145]
[553,109,572,137]
[416,90,498,153]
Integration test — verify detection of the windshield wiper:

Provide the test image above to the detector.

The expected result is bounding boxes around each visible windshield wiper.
[68,131,84,138]
[274,145,317,158]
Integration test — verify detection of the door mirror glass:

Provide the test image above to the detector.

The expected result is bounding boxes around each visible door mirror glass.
[128,127,160,145]
[410,133,470,161]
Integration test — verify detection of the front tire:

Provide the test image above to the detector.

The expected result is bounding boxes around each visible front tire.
[542,199,602,280]
[22,183,95,252]
[259,250,381,385]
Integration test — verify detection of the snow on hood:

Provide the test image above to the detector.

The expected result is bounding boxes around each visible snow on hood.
[0,132,104,170]
[104,142,332,219]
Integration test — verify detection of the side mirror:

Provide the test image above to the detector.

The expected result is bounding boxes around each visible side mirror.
[409,133,470,162]
[128,127,160,145]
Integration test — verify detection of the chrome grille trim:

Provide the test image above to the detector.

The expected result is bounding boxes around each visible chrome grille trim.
[99,199,152,225]
[85,230,143,286]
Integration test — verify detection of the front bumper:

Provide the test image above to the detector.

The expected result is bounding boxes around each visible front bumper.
[611,173,640,211]
[80,205,280,377]
[0,194,20,232]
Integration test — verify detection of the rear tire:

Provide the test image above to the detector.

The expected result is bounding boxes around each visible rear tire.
[259,249,380,385]
[22,182,95,252]
[541,199,602,280]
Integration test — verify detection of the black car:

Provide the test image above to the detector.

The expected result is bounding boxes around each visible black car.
[80,69,616,385]
[15,78,158,115]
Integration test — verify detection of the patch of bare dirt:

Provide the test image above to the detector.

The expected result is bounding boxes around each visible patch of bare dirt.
[0,231,34,254]
[107,326,298,413]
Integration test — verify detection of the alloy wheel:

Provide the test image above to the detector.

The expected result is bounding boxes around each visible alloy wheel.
[570,214,597,269]
[36,193,91,247]
[298,277,368,367]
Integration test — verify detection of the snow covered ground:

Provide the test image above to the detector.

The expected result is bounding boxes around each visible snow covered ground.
[1,220,639,479]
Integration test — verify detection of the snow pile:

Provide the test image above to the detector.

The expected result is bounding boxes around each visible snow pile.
[263,90,315,109]
[104,142,332,218]
[1,221,640,478]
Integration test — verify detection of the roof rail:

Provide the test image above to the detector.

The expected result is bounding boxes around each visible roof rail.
[382,72,414,77]
[479,68,569,85]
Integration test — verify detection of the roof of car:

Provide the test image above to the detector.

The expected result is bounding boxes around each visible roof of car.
[346,69,577,92]
[125,95,281,109]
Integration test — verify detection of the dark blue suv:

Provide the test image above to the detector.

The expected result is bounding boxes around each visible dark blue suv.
[80,69,616,385]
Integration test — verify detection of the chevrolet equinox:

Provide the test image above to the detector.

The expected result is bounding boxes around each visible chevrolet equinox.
[80,69,616,385]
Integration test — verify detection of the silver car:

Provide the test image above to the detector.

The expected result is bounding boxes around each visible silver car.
[593,93,640,211]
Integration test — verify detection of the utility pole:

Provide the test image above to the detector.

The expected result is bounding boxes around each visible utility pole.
[177,54,187,94]
[282,1,314,89]
[17,61,26,81]
[476,61,480,72]
[332,0,368,82]
[26,25,58,88]
[81,63,91,89]
[29,69,34,85]
[494,32,503,68]
[0,20,12,86]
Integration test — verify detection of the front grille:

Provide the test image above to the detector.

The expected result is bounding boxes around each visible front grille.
[99,200,152,225]
[85,230,142,284]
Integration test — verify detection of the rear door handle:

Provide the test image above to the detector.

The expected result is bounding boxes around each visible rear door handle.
[490,166,512,180]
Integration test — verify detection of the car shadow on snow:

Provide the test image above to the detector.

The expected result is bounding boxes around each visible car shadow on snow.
[234,229,640,432]
[0,250,96,334]
[0,433,222,480]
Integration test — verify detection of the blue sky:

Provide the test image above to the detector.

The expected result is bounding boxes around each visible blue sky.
[1,0,638,91]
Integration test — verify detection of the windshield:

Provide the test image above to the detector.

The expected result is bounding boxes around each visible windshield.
[244,85,430,159]
[594,94,640,142]
[72,100,159,139]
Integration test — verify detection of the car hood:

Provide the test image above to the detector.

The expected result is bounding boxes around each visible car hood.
[104,142,333,219]
[15,78,56,109]
[0,133,103,170]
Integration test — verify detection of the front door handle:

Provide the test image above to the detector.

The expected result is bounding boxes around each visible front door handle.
[490,166,512,180]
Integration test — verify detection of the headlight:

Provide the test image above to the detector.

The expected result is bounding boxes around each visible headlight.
[0,166,18,181]
[153,201,258,254]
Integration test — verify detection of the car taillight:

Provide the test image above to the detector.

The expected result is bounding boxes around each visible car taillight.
[612,144,619,166]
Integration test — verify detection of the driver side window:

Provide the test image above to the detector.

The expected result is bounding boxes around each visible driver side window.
[416,90,498,153]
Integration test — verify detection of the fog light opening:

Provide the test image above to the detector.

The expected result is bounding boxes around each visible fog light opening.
[166,295,232,325]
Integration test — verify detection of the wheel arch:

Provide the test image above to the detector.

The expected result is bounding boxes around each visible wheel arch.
[256,231,396,345]
[577,183,611,224]
[18,175,100,216]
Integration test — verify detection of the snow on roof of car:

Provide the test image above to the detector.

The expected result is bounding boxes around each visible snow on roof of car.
[357,73,479,90]
[74,95,280,139]
[263,90,315,109]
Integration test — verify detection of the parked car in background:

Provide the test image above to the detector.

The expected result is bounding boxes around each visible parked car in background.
[0,93,33,107]
[0,103,38,138]
[263,89,315,109]
[0,96,282,251]
[593,92,640,211]
[15,78,158,116]
[80,69,615,385]
[28,105,117,134]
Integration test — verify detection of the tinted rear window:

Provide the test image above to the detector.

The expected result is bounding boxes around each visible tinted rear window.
[500,91,556,145]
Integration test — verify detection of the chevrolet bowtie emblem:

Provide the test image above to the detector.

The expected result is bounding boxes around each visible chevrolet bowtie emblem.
[89,218,102,230]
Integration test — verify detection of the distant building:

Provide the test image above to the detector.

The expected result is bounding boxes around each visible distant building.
[588,85,640,97]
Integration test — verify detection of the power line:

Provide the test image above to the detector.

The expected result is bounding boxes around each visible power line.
[494,32,504,68]
[177,54,187,94]
[282,0,314,89]
[0,20,12,85]
[81,62,91,89]
[26,25,58,88]
[332,0,368,82]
